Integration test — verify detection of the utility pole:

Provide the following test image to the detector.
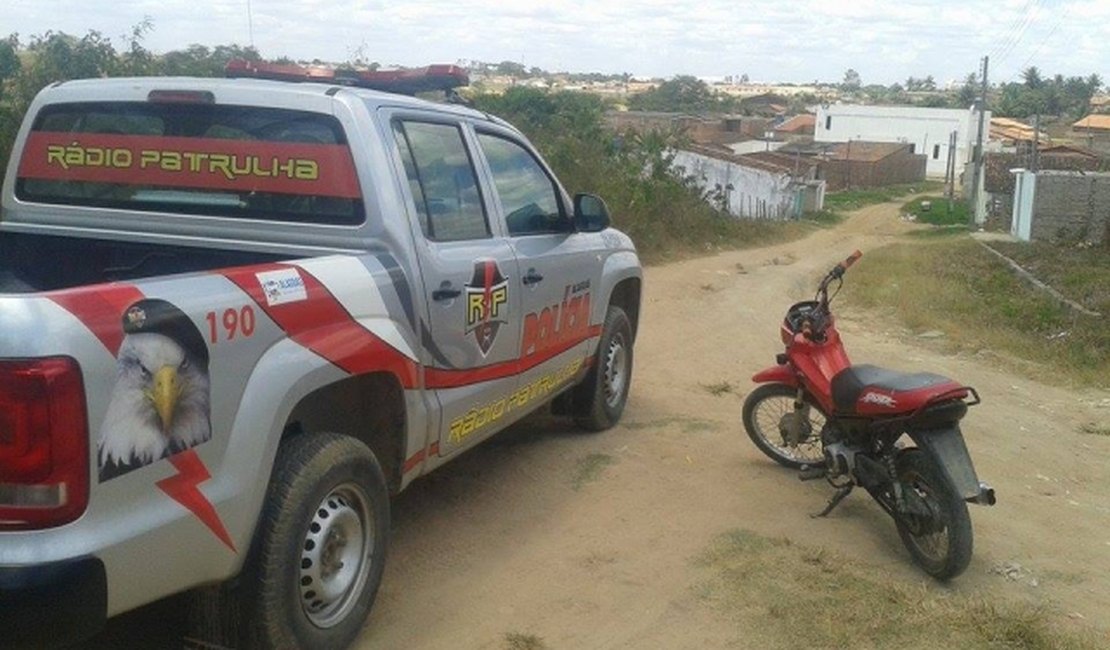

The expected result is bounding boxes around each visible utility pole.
[969,55,989,225]
[1032,113,1041,172]
[946,130,957,211]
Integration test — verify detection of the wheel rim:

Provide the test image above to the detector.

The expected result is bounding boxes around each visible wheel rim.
[603,332,628,409]
[299,483,374,628]
[750,393,825,464]
[899,471,950,564]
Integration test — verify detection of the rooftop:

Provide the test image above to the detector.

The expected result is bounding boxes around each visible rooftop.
[774,114,816,133]
[1073,115,1110,131]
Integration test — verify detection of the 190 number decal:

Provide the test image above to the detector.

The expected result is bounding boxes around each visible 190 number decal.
[206,306,256,343]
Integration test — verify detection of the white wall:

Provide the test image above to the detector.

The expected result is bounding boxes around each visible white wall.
[727,140,784,155]
[814,104,988,177]
[672,150,797,220]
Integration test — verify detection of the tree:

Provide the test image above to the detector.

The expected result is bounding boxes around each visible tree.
[628,75,729,113]
[842,68,861,91]
[957,72,978,107]
[1022,66,1043,90]
[495,60,527,78]
[921,75,937,91]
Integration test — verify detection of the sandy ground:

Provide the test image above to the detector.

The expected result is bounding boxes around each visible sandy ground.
[359,202,1110,649]
[83,201,1110,648]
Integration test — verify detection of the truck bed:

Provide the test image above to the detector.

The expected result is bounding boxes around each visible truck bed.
[0,232,289,293]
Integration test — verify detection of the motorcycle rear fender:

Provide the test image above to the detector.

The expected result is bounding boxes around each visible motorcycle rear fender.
[908,427,993,504]
[751,364,798,386]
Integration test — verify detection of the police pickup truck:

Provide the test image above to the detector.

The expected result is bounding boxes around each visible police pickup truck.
[0,62,641,649]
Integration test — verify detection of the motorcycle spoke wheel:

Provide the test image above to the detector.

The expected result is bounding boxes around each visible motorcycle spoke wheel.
[893,449,973,580]
[742,384,826,469]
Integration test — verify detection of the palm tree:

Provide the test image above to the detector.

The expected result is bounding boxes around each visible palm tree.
[1022,66,1043,90]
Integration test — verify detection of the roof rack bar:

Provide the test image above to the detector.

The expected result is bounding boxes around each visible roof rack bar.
[225,59,469,96]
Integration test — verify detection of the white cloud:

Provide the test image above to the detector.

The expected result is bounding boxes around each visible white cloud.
[3,0,1106,83]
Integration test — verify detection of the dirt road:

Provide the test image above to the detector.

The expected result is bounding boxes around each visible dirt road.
[357,201,1110,649]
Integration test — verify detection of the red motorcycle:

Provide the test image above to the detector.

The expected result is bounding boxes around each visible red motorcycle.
[743,251,995,579]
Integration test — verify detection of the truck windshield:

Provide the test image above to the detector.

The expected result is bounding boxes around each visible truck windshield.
[15,102,364,226]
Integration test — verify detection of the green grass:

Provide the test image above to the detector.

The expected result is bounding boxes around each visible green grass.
[844,239,1109,388]
[692,529,1107,650]
[902,195,971,226]
[823,181,944,212]
[987,241,1110,315]
[571,453,616,490]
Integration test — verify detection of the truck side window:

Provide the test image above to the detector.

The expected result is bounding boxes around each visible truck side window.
[393,121,490,242]
[475,133,569,236]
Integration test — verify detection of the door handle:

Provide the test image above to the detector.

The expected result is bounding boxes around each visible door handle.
[522,269,544,286]
[432,284,461,301]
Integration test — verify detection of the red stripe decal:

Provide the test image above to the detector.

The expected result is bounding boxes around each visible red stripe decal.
[402,447,426,474]
[222,263,419,388]
[47,284,146,355]
[157,449,236,552]
[425,324,602,389]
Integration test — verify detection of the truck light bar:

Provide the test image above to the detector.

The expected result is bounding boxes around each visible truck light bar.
[225,59,469,96]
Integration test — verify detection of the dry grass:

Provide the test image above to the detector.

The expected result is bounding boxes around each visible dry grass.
[504,632,549,650]
[570,453,615,490]
[700,381,735,396]
[692,529,1107,650]
[842,238,1109,389]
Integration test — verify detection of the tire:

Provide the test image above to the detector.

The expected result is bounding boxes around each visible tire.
[573,306,633,431]
[893,448,973,580]
[741,383,826,469]
[241,433,390,649]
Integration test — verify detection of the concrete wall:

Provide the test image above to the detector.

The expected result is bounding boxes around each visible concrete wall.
[815,104,987,177]
[1029,171,1110,244]
[672,149,800,220]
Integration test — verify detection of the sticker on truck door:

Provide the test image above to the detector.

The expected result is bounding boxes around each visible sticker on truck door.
[98,299,213,481]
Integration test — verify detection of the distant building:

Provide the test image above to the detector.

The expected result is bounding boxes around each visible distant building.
[814,104,988,177]
[1071,115,1110,152]
[606,111,770,145]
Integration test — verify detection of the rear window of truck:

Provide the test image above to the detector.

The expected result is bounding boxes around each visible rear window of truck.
[15,102,364,226]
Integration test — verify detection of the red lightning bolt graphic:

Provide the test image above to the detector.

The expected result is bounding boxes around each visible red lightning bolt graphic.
[156,449,237,553]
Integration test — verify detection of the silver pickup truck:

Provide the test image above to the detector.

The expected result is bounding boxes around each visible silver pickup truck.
[0,69,641,649]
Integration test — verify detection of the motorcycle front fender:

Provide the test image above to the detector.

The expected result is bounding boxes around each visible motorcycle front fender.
[908,428,994,505]
[751,364,798,386]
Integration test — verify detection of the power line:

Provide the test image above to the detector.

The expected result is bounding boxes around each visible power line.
[1020,1,1071,71]
[989,0,1038,61]
[994,0,1045,64]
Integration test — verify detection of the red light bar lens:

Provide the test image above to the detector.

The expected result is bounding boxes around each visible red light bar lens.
[148,90,216,104]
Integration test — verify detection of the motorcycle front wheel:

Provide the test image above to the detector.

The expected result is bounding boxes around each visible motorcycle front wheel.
[893,449,973,580]
[741,383,826,469]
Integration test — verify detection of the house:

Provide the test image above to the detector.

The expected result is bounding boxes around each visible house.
[1072,114,1110,133]
[671,144,825,219]
[816,141,927,191]
[774,114,816,140]
[989,117,1050,152]
[814,104,987,177]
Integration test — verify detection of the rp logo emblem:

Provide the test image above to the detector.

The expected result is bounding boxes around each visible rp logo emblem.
[465,259,509,356]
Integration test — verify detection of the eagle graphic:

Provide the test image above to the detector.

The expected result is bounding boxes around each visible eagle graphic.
[98,299,212,481]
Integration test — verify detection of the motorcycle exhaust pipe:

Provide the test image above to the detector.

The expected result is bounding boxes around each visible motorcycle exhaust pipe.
[966,481,996,506]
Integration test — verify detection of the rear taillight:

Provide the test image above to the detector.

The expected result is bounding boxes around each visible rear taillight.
[0,357,89,530]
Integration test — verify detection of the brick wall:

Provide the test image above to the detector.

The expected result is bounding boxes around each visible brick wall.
[818,151,927,191]
[1031,171,1110,244]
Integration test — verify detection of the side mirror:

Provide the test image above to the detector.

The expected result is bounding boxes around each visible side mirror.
[573,193,611,232]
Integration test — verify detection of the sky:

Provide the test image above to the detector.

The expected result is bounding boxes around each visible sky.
[6,0,1109,86]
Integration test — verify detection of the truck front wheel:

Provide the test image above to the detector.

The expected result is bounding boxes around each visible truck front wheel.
[246,432,389,649]
[572,306,633,431]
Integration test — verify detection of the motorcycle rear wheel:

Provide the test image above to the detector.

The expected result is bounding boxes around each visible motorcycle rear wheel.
[741,383,826,469]
[893,449,973,580]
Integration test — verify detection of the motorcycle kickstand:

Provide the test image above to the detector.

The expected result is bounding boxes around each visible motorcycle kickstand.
[812,484,854,518]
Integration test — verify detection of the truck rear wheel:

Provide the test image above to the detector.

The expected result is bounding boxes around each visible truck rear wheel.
[572,306,633,431]
[244,432,389,649]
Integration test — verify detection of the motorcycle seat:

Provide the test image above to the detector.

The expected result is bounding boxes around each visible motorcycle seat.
[830,364,964,414]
